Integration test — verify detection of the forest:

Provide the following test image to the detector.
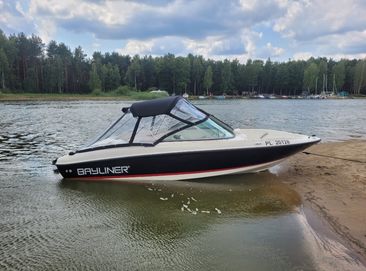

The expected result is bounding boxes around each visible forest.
[0,29,366,96]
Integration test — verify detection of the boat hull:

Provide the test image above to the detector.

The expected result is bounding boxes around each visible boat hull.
[56,140,318,181]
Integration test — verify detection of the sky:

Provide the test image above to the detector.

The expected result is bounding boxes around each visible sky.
[1,0,366,62]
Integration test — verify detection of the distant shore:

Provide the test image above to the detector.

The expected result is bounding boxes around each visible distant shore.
[0,91,169,101]
[0,92,133,101]
[1,92,365,101]
[278,140,366,260]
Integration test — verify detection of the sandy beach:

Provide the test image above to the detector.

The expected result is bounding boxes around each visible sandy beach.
[277,140,366,259]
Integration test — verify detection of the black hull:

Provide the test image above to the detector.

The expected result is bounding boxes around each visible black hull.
[56,141,317,180]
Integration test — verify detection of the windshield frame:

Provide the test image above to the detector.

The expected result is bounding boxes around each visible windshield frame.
[76,101,234,153]
[159,116,234,143]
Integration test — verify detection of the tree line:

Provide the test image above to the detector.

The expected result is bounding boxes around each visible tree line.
[1,29,366,96]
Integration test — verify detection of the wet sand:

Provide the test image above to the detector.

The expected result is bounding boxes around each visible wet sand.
[278,140,366,259]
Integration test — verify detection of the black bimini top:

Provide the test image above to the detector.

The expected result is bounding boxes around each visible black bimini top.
[129,96,181,117]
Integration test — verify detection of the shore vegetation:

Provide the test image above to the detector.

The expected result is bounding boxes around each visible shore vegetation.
[1,29,366,98]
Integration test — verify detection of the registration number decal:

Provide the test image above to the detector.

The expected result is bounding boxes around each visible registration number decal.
[265,140,290,146]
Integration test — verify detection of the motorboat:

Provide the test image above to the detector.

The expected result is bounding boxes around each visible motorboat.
[54,96,320,181]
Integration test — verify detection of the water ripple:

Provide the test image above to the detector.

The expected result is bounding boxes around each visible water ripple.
[0,100,365,270]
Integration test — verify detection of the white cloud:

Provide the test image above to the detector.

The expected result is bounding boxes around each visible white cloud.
[310,30,366,59]
[29,0,135,23]
[293,52,313,61]
[118,39,155,56]
[274,0,366,41]
[116,28,264,63]
[239,0,259,11]
[24,0,285,40]
[319,31,366,54]
[15,1,26,16]
[184,35,247,57]
[34,19,56,43]
[266,42,284,56]
[92,42,101,50]
[323,53,366,61]
[1,0,366,61]
[0,1,34,34]
[25,0,145,41]
[273,0,366,60]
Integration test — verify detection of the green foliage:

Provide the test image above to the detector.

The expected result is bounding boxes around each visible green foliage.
[100,63,120,91]
[203,65,213,95]
[353,60,366,94]
[332,61,346,92]
[125,55,141,90]
[0,28,366,96]
[0,48,9,89]
[112,85,134,96]
[245,59,263,92]
[191,55,204,95]
[175,56,190,93]
[262,58,273,93]
[128,90,168,100]
[89,62,101,91]
[275,63,289,94]
[155,54,176,93]
[91,88,102,96]
[303,62,319,93]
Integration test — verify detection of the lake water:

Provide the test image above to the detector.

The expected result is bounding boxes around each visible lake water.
[0,99,365,270]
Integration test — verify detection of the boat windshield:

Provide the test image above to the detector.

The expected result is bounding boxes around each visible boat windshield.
[163,118,233,141]
[169,99,205,122]
[83,98,234,151]
[87,113,137,148]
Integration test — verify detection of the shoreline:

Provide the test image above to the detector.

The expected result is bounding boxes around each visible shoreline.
[1,92,365,101]
[277,140,366,261]
[0,93,135,101]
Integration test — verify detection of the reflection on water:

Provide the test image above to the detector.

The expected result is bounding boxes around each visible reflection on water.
[0,173,312,271]
[1,100,365,270]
